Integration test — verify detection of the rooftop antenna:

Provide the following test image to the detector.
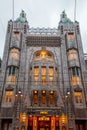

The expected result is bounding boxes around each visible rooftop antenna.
[74,0,77,22]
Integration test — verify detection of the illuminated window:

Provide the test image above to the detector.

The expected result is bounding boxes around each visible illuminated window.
[49,91,55,104]
[42,66,46,85]
[72,76,81,85]
[7,75,15,84]
[9,48,19,60]
[6,66,18,85]
[49,67,53,85]
[42,90,46,104]
[5,91,13,103]
[33,91,38,104]
[34,67,39,85]
[69,67,81,86]
[68,49,78,61]
[74,92,82,103]
[34,50,54,61]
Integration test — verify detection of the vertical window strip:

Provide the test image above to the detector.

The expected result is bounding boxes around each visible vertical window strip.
[42,66,46,85]
[34,66,39,85]
[49,67,53,85]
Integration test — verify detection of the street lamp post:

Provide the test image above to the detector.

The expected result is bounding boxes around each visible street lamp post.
[65,89,76,130]
[14,89,23,130]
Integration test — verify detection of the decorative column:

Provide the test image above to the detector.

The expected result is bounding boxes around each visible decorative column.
[59,114,68,130]
[51,116,55,130]
[33,116,37,130]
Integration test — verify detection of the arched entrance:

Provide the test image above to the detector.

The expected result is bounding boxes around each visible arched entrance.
[28,115,60,130]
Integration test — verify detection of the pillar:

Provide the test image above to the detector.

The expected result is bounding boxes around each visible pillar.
[33,116,37,130]
[51,116,55,130]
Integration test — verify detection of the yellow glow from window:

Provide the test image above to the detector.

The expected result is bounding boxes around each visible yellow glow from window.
[74,92,82,103]
[72,76,81,85]
[41,51,46,59]
[5,91,13,103]
[34,67,39,85]
[42,90,46,94]
[59,114,68,125]
[7,75,15,84]
[34,50,53,61]
[50,91,54,104]
[33,91,38,104]
[42,67,46,85]
[42,91,46,104]
[49,67,53,85]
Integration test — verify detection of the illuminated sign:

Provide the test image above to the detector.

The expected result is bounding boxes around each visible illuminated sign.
[38,116,50,121]
[40,111,48,115]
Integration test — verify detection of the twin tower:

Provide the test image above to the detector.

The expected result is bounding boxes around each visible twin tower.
[0,10,87,130]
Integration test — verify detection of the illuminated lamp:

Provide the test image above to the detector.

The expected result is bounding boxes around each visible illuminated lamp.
[42,90,46,94]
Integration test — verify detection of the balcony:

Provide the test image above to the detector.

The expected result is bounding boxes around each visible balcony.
[68,59,79,67]
[8,58,19,67]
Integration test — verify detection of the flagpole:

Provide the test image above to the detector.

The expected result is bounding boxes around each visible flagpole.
[12,0,14,30]
[13,0,14,22]
[74,0,76,22]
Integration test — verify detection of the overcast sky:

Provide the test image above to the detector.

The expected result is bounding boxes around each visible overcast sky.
[0,0,87,58]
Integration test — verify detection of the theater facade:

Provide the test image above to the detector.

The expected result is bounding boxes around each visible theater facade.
[0,10,87,130]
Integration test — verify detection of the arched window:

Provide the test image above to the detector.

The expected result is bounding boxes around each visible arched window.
[34,50,54,61]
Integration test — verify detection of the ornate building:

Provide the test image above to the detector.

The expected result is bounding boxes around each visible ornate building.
[0,10,87,130]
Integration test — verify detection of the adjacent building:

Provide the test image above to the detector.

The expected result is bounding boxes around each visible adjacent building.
[0,10,87,130]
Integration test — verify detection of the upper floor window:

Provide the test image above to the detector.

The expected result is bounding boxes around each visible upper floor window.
[9,48,19,60]
[74,92,82,103]
[42,66,46,85]
[34,50,54,61]
[13,32,20,41]
[68,49,78,61]
[6,66,18,85]
[33,90,38,104]
[49,91,55,104]
[69,67,81,86]
[49,67,53,85]
[5,91,13,103]
[34,66,39,85]
[42,90,46,104]
[67,33,74,42]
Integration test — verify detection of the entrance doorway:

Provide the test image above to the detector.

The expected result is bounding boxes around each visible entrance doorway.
[38,121,50,130]
[28,115,60,130]
[38,116,50,130]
